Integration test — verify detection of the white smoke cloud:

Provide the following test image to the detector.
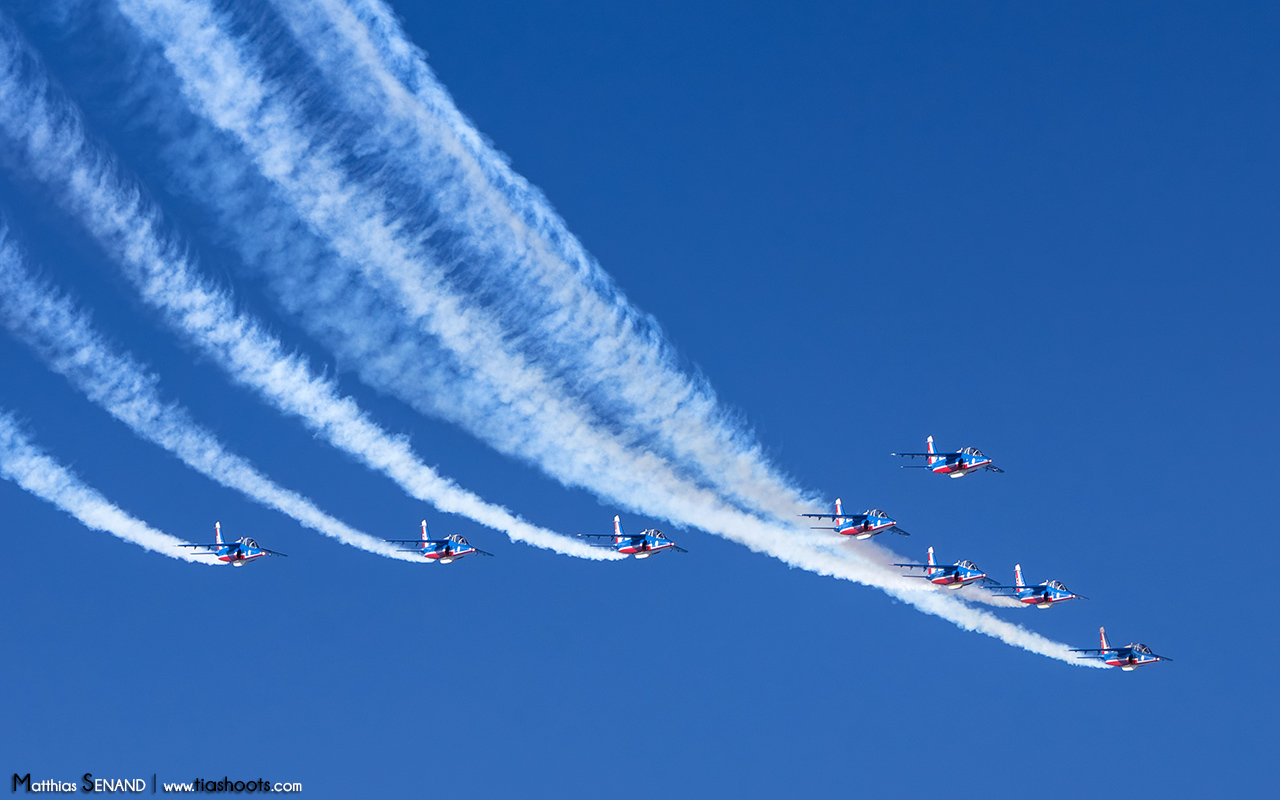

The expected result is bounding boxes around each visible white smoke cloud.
[267,0,817,522]
[0,409,210,562]
[0,16,615,561]
[0,223,422,561]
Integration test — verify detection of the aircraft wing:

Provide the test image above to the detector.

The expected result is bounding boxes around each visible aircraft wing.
[672,545,689,553]
[473,548,496,557]
[985,465,1006,473]
[260,548,289,557]
[576,533,618,539]
[1068,648,1115,655]
[892,452,953,457]
[384,539,446,544]
[798,513,863,520]
[887,526,910,536]
[892,562,952,570]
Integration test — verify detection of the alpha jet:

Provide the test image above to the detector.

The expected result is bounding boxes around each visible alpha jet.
[1072,627,1171,671]
[893,435,1004,477]
[987,563,1086,608]
[800,498,909,540]
[387,520,493,564]
[579,516,687,558]
[180,522,287,566]
[893,546,989,589]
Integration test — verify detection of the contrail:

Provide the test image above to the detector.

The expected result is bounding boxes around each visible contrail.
[0,409,210,563]
[100,0,1094,660]
[0,15,615,561]
[249,0,1031,614]
[0,223,418,562]
[265,0,817,522]
[112,0,814,527]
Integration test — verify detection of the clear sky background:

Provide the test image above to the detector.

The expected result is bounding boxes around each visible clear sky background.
[1,1,1275,796]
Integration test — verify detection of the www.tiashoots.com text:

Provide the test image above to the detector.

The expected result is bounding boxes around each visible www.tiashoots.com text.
[12,773,302,793]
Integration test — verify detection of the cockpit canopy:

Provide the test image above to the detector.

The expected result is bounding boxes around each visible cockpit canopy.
[241,538,259,549]
[1134,644,1152,654]
[648,530,667,540]
[958,560,979,570]
[959,447,985,457]
[448,534,470,545]
[865,509,889,518]
[1046,580,1068,591]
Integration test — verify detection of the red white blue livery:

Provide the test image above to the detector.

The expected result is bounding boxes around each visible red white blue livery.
[179,522,287,566]
[1071,627,1171,670]
[893,546,989,589]
[386,520,493,563]
[800,498,909,539]
[988,563,1086,608]
[893,435,1004,477]
[579,515,687,558]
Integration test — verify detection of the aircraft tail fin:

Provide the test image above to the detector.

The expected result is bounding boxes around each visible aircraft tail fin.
[1099,626,1110,650]
[614,515,624,544]
[421,520,429,543]
[834,498,843,518]
[926,435,937,465]
[215,521,223,546]
[1014,563,1025,589]
[927,546,936,575]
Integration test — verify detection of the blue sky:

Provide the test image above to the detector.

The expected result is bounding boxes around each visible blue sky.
[1,1,1275,796]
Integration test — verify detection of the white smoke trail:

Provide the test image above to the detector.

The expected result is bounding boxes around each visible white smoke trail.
[111,0,815,528]
[0,409,210,562]
[99,0,1096,662]
[234,5,1033,612]
[266,0,816,522]
[0,224,420,561]
[0,17,615,561]
[241,0,1022,613]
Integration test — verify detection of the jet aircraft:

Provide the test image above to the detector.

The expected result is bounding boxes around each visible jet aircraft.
[987,564,1085,608]
[386,520,493,563]
[1071,627,1171,670]
[893,435,1004,477]
[179,522,287,566]
[579,516,687,558]
[800,498,909,539]
[893,546,989,589]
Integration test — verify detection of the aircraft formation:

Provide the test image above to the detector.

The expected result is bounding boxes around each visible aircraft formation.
[821,434,1166,670]
[196,434,1165,670]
